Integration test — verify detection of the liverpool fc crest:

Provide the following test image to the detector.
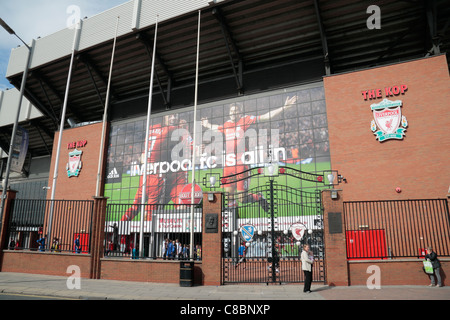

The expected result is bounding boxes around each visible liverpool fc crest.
[66,149,83,177]
[370,99,408,142]
[239,224,256,242]
[290,223,307,241]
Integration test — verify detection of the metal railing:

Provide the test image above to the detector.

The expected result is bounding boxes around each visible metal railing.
[105,203,203,259]
[344,199,450,259]
[223,257,324,284]
[5,199,94,253]
[221,186,325,284]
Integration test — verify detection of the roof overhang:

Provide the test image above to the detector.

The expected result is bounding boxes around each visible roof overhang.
[2,0,449,158]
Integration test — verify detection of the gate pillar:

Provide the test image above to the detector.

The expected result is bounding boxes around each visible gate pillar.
[0,189,18,271]
[202,192,223,286]
[322,189,349,286]
[90,196,108,279]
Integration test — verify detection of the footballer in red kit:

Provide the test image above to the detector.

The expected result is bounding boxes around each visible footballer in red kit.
[202,96,297,211]
[121,114,191,221]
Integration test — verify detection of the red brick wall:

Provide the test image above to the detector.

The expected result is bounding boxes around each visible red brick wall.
[101,259,178,283]
[322,189,349,286]
[100,259,203,284]
[321,189,450,287]
[324,55,450,201]
[46,122,108,201]
[1,251,91,278]
[201,193,223,286]
[99,193,223,285]
[348,260,449,286]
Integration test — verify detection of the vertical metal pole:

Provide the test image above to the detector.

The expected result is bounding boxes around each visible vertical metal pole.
[0,39,33,228]
[140,15,158,258]
[48,20,82,243]
[190,10,201,261]
[270,178,276,283]
[96,17,120,197]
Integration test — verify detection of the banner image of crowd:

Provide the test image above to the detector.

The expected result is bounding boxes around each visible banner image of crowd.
[103,84,330,257]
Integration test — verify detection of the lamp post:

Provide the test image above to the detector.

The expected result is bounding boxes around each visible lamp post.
[0,18,33,227]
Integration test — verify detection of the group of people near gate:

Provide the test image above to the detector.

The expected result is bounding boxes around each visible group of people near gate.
[235,241,444,292]
[162,238,201,261]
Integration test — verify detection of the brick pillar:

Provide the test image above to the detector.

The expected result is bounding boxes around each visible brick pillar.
[447,193,450,215]
[90,196,108,279]
[0,190,18,271]
[201,192,223,286]
[322,189,349,286]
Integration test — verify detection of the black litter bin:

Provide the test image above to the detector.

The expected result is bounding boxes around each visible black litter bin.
[180,261,194,287]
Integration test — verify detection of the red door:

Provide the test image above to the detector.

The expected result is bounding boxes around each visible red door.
[346,229,387,260]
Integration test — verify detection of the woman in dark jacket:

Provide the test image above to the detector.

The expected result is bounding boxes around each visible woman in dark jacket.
[425,247,442,287]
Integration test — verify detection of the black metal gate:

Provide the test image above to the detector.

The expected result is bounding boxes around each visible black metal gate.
[221,182,325,284]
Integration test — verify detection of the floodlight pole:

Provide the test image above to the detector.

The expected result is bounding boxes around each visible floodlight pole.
[140,15,159,258]
[96,17,120,197]
[47,20,82,244]
[0,18,33,229]
[189,10,201,261]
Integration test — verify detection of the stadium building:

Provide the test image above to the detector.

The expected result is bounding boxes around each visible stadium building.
[0,0,449,286]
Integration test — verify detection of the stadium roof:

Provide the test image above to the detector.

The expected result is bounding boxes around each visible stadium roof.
[1,0,449,159]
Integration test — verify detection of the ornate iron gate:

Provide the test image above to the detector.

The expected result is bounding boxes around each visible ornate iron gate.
[221,182,325,284]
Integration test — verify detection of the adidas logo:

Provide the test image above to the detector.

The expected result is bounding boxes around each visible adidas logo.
[107,168,120,179]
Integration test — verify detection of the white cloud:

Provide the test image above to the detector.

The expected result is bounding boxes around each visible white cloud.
[0,0,128,89]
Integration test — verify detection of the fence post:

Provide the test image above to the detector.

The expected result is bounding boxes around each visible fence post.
[322,189,349,286]
[202,192,223,286]
[90,196,108,279]
[0,189,18,271]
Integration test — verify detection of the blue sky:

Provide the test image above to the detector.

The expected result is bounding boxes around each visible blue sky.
[0,0,128,91]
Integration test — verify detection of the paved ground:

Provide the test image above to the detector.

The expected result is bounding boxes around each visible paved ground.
[0,272,447,318]
[0,272,448,302]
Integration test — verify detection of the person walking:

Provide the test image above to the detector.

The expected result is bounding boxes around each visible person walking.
[75,236,82,254]
[425,247,443,287]
[176,239,182,260]
[301,244,314,293]
[196,245,202,261]
[37,235,47,252]
[236,242,247,269]
[167,240,176,260]
[132,244,139,260]
[51,238,60,252]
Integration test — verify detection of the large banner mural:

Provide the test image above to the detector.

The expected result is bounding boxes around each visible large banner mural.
[104,84,331,223]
